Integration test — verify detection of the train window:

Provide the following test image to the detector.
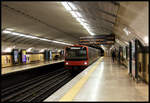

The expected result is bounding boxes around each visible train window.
[66,47,87,60]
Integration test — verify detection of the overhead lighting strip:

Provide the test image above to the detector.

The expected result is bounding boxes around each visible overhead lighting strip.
[123,27,131,36]
[144,36,148,44]
[61,2,95,35]
[116,39,128,46]
[2,30,72,46]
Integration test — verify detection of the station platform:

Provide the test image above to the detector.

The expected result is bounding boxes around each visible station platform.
[44,57,148,101]
[1,60,64,75]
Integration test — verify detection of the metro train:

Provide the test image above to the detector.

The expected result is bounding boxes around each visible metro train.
[64,45,101,72]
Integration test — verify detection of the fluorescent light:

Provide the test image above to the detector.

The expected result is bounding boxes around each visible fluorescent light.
[110,45,114,50]
[4,47,12,52]
[80,21,86,26]
[80,18,87,22]
[29,36,38,39]
[5,28,15,31]
[39,38,50,42]
[81,23,90,29]
[70,11,78,18]
[124,41,129,45]
[81,22,88,26]
[13,46,16,49]
[76,18,82,23]
[101,45,105,50]
[68,2,77,10]
[116,39,120,44]
[2,30,12,34]
[2,30,72,45]
[52,41,70,45]
[123,27,131,36]
[83,25,89,30]
[61,2,95,36]
[76,12,82,18]
[90,32,95,35]
[12,32,21,36]
[89,31,95,35]
[27,48,32,52]
[39,49,45,52]
[61,2,71,11]
[11,32,38,39]
[144,36,148,44]
[52,41,61,43]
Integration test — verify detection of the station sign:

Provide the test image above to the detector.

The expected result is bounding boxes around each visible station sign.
[79,34,115,45]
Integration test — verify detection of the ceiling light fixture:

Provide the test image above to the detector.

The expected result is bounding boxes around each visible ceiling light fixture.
[123,27,131,36]
[110,45,114,50]
[27,48,32,52]
[80,18,87,22]
[39,49,45,52]
[12,32,21,36]
[61,2,95,36]
[70,11,78,18]
[116,39,126,46]
[5,28,15,31]
[144,36,148,44]
[76,17,82,23]
[4,47,12,52]
[68,2,77,10]
[2,30,72,46]
[124,41,129,45]
[101,45,105,50]
[2,30,12,34]
[61,2,72,11]
[76,12,82,18]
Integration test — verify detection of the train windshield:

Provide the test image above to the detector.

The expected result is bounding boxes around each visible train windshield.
[65,47,87,60]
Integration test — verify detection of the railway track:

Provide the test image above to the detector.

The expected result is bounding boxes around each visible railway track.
[1,68,74,102]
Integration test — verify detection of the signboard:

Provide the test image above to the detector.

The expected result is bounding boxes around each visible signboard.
[26,55,30,63]
[5,56,9,64]
[131,40,136,78]
[21,50,27,63]
[49,50,52,60]
[12,49,19,64]
[123,46,126,60]
[80,34,115,45]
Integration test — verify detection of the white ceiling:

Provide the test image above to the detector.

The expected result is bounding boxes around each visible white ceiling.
[1,1,149,51]
[113,2,148,46]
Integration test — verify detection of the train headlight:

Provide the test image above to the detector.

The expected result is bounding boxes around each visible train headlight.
[66,62,69,65]
[84,62,87,65]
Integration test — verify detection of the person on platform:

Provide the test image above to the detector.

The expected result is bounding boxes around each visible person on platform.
[111,50,116,63]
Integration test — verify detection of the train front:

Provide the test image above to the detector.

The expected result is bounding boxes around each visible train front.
[65,45,88,71]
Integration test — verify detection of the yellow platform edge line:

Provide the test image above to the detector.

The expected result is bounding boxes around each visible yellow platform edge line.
[59,57,103,101]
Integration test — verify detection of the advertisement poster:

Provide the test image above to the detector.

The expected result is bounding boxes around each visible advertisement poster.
[125,46,129,73]
[131,40,136,78]
[14,50,19,64]
[49,50,52,60]
[5,56,8,64]
[26,55,30,63]
[123,47,126,60]
[22,50,26,63]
